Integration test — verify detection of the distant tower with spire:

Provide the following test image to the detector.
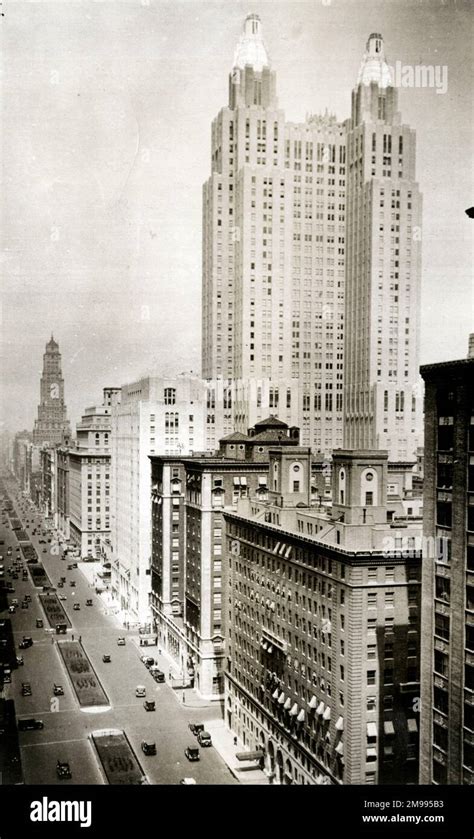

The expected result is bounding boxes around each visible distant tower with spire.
[33,335,71,445]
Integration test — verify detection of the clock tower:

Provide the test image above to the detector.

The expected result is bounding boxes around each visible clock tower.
[32,335,71,445]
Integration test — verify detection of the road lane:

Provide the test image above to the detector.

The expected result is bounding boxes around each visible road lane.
[1,480,238,785]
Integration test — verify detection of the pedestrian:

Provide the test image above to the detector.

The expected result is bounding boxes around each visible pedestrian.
[182,692,185,704]
[51,636,54,645]
[168,670,172,680]
[72,634,74,641]
[79,635,82,643]
[233,736,238,747]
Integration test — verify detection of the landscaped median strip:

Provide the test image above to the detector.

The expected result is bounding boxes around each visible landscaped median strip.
[39,593,71,628]
[57,640,110,708]
[90,729,147,785]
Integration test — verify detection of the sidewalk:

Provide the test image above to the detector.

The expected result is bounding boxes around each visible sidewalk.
[202,719,269,785]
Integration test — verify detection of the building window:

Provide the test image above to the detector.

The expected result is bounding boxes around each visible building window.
[164,388,176,405]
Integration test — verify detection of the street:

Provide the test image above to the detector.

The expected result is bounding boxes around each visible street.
[1,481,238,785]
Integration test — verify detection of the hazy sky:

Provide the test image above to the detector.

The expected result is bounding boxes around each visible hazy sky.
[1,0,472,432]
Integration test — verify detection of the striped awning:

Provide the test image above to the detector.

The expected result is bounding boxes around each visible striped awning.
[278,692,285,705]
[323,706,331,721]
[308,695,318,710]
[284,697,292,710]
[335,716,344,731]
[290,703,298,716]
[316,701,325,715]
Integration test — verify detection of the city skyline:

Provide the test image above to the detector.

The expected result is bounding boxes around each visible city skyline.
[1,0,472,434]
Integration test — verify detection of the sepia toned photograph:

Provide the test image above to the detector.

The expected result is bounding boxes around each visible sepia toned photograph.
[0,0,472,831]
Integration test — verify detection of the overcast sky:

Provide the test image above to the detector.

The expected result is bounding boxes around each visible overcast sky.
[1,0,472,432]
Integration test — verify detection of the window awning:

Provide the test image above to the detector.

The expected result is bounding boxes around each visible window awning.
[278,692,286,704]
[367,722,378,739]
[335,741,344,755]
[262,641,268,650]
[335,716,344,731]
[236,750,264,761]
[308,695,317,709]
[272,688,280,700]
[297,709,305,722]
[366,747,377,759]
[407,718,418,733]
[267,645,273,654]
[290,703,298,716]
[284,697,292,710]
[323,706,331,721]
[316,701,325,715]
[384,720,395,736]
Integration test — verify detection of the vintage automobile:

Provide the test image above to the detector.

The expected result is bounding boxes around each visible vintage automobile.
[140,656,155,668]
[143,700,156,712]
[19,637,33,649]
[56,761,72,780]
[150,667,165,683]
[21,682,32,696]
[86,599,93,606]
[36,618,44,628]
[53,684,64,696]
[188,723,205,736]
[135,686,146,698]
[73,603,80,611]
[18,718,44,731]
[141,740,156,756]
[117,637,126,646]
[102,654,111,663]
[197,731,213,747]
[16,656,24,666]
[184,747,200,762]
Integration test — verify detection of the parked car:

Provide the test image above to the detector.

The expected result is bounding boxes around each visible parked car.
[117,637,126,646]
[102,654,111,663]
[19,637,33,649]
[56,761,72,780]
[18,718,44,731]
[189,723,205,736]
[53,684,64,696]
[185,747,200,762]
[21,682,32,696]
[140,656,155,667]
[197,730,212,747]
[150,667,165,683]
[8,605,15,613]
[58,595,67,601]
[16,656,24,666]
[135,685,146,698]
[141,740,156,756]
[144,700,155,712]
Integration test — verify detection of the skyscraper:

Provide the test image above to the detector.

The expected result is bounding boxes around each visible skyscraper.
[202,14,346,455]
[419,348,474,784]
[32,336,71,445]
[344,34,423,461]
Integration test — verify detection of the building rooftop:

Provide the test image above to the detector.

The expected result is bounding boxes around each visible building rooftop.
[357,33,393,89]
[233,13,269,72]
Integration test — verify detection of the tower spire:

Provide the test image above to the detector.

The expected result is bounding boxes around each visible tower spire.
[233,13,269,72]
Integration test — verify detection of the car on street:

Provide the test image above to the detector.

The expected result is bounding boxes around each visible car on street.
[150,667,165,682]
[24,595,31,602]
[102,654,111,663]
[16,656,24,666]
[21,682,32,696]
[117,637,126,646]
[56,761,72,780]
[70,580,76,587]
[42,548,47,553]
[143,700,155,712]
[180,778,197,785]
[141,656,155,668]
[73,603,80,611]
[141,740,156,756]
[189,723,205,736]
[197,730,213,747]
[18,718,44,731]
[57,581,64,588]
[53,684,64,696]
[36,618,43,628]
[19,637,33,649]
[8,605,16,613]
[86,599,93,606]
[185,747,200,762]
[135,686,146,698]
[58,594,67,601]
